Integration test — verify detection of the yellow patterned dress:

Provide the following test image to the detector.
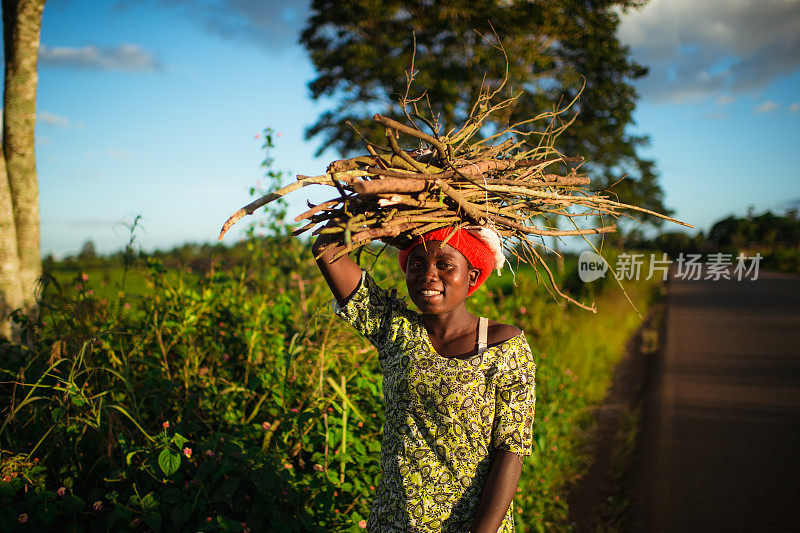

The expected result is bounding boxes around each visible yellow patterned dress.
[334,272,536,532]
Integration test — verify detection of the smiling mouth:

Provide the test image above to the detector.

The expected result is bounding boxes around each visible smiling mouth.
[419,289,442,296]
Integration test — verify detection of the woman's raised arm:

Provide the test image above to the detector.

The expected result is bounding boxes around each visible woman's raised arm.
[311,225,364,306]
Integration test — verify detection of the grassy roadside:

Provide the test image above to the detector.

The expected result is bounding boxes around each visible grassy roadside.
[565,285,667,532]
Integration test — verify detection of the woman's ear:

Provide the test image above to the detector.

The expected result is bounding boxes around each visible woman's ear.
[468,268,480,287]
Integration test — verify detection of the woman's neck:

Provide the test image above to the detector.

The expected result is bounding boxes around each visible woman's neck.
[421,306,477,341]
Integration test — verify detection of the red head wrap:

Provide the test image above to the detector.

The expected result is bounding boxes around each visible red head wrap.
[398,227,498,296]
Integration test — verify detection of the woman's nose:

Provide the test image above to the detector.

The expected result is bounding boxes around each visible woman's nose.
[422,262,439,281]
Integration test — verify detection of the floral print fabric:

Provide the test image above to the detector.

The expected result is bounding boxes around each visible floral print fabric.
[334,272,536,532]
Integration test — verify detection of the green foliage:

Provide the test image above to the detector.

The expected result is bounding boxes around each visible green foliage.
[300,0,670,223]
[0,242,660,531]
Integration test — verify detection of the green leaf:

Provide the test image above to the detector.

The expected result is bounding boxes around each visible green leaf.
[158,448,181,476]
[141,492,159,511]
[172,433,188,449]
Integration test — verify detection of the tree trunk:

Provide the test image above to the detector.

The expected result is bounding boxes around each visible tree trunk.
[2,0,46,322]
[0,152,23,340]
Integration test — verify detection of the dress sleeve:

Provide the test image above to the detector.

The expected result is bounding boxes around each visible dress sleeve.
[332,270,396,349]
[492,336,536,457]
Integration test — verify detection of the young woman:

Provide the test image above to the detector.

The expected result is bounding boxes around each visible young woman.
[312,225,536,532]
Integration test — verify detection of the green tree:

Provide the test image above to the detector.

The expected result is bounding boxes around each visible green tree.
[1,0,46,341]
[300,0,669,226]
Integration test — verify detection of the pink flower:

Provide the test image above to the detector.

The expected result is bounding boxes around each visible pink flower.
[81,273,89,282]
[18,514,28,523]
[519,307,527,314]
[551,445,557,452]
[162,421,169,429]
[183,447,192,458]
[261,421,271,430]
[57,486,66,496]
[358,520,367,528]
[87,289,94,295]
[93,500,103,511]
[223,353,230,362]
[124,303,131,309]
[313,464,323,472]
[290,408,299,413]
[357,421,363,427]
[205,450,215,457]
[284,463,292,469]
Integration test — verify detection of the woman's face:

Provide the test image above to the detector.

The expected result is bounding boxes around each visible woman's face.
[404,240,480,314]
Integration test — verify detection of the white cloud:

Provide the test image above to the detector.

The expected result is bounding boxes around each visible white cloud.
[39,44,161,72]
[37,110,70,128]
[755,100,780,113]
[618,0,800,102]
[789,102,800,112]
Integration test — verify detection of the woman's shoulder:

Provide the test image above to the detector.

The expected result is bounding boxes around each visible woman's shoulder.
[486,320,524,346]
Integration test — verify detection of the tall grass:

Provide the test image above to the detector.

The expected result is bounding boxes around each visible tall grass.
[0,235,660,532]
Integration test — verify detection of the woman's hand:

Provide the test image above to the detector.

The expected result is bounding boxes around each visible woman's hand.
[470,450,523,532]
[311,221,364,306]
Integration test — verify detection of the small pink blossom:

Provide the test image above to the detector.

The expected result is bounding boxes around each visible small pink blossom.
[284,463,292,469]
[290,408,299,413]
[162,421,169,429]
[223,353,230,362]
[81,273,89,282]
[313,464,323,472]
[205,450,215,457]
[183,447,192,458]
[93,500,103,511]
[124,302,131,309]
[87,289,94,295]
[19,513,28,523]
[357,421,363,427]
[261,421,271,430]
[358,520,367,528]
[57,486,66,496]
[519,307,527,314]
[551,445,557,452]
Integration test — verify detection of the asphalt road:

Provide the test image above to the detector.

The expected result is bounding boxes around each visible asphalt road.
[630,270,800,532]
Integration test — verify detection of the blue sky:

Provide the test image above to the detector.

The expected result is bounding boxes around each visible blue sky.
[31,0,800,256]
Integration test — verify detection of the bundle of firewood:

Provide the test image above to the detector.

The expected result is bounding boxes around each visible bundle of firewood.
[219,84,689,310]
